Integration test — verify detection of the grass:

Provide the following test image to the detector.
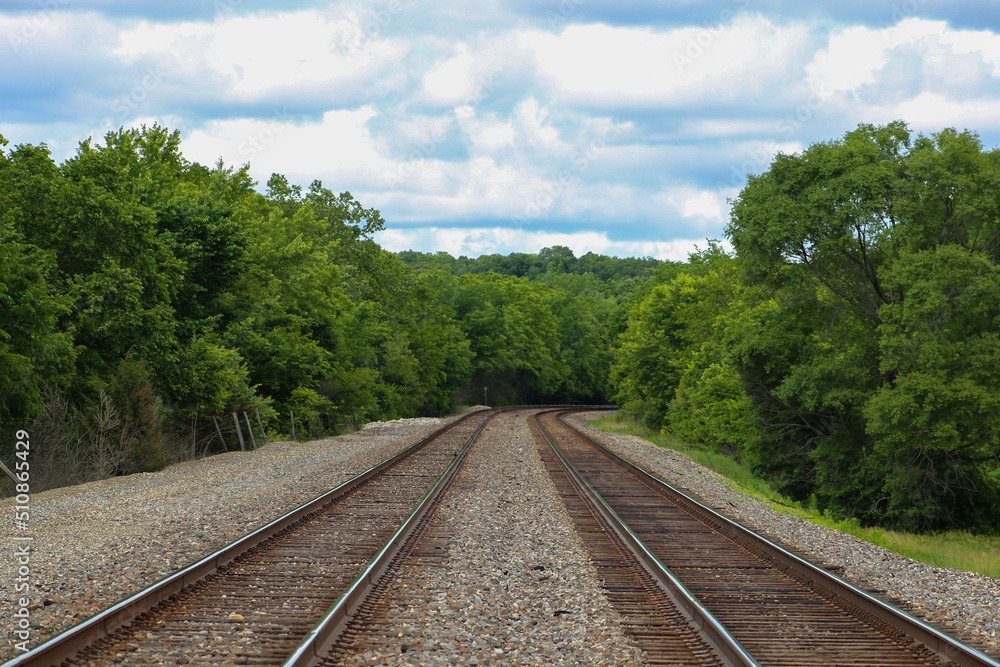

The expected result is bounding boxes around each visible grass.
[879,530,1000,578]
[588,413,1000,579]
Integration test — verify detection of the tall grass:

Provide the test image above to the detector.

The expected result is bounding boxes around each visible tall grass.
[588,414,1000,579]
[880,531,1000,578]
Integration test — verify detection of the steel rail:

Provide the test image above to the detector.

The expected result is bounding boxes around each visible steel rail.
[282,408,496,667]
[534,410,759,667]
[1,408,492,667]
[555,409,1000,667]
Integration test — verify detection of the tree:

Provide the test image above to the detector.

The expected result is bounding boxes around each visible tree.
[0,220,74,428]
[451,273,566,404]
[726,121,1000,530]
[864,245,1000,530]
[728,121,910,326]
[611,245,750,437]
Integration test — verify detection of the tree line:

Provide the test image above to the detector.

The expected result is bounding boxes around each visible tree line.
[0,124,660,492]
[613,121,1000,533]
[3,121,998,534]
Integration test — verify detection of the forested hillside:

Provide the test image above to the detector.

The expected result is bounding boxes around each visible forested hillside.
[613,122,1000,533]
[0,125,664,493]
[3,121,999,534]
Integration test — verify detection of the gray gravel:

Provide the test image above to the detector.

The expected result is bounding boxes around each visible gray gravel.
[0,418,449,661]
[567,411,1000,659]
[334,410,647,666]
[2,408,997,664]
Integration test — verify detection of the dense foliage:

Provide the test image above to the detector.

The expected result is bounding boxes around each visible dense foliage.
[5,120,998,533]
[612,122,1000,533]
[0,125,661,492]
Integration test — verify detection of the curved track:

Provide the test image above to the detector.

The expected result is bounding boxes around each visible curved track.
[317,408,743,666]
[5,410,494,667]
[536,409,1000,667]
[8,406,997,666]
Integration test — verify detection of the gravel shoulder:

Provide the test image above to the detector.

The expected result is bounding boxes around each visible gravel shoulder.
[3,408,997,664]
[567,411,1000,659]
[0,417,450,661]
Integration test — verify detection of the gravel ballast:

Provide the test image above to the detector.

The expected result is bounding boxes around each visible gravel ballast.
[334,410,647,666]
[0,417,449,661]
[566,411,1000,659]
[2,409,998,664]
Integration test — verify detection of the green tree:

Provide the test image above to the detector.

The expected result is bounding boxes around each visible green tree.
[0,220,74,428]
[726,121,1000,530]
[864,245,1000,530]
[452,273,565,404]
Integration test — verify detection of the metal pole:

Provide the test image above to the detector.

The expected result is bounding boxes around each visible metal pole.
[484,386,487,406]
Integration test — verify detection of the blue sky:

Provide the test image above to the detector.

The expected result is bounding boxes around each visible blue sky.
[3,1,1000,259]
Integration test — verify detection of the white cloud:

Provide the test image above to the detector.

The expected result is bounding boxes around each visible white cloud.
[519,15,813,106]
[867,92,1000,134]
[2,9,108,55]
[181,106,390,186]
[680,189,726,222]
[458,110,516,153]
[806,18,1000,96]
[420,47,476,103]
[375,226,706,261]
[9,3,1000,263]
[112,10,409,102]
[512,98,563,151]
[938,25,1000,76]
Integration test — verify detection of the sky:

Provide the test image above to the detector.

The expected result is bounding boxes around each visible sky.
[3,1,1000,260]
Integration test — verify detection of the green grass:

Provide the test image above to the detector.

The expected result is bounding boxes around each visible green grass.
[879,530,1000,578]
[588,413,1000,579]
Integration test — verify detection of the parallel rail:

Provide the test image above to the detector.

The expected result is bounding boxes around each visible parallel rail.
[282,409,492,666]
[531,411,754,666]
[538,409,1000,667]
[3,409,495,667]
[10,406,995,666]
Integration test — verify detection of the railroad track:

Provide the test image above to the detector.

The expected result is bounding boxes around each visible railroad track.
[316,407,751,666]
[535,408,1000,667]
[8,406,998,666]
[530,415,737,666]
[4,409,496,667]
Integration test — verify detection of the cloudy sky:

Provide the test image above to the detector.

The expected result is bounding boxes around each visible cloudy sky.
[3,1,1000,259]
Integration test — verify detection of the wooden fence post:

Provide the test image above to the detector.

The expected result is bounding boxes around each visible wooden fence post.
[290,410,296,441]
[212,416,228,451]
[243,412,257,449]
[255,408,270,444]
[191,405,199,459]
[233,412,246,451]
